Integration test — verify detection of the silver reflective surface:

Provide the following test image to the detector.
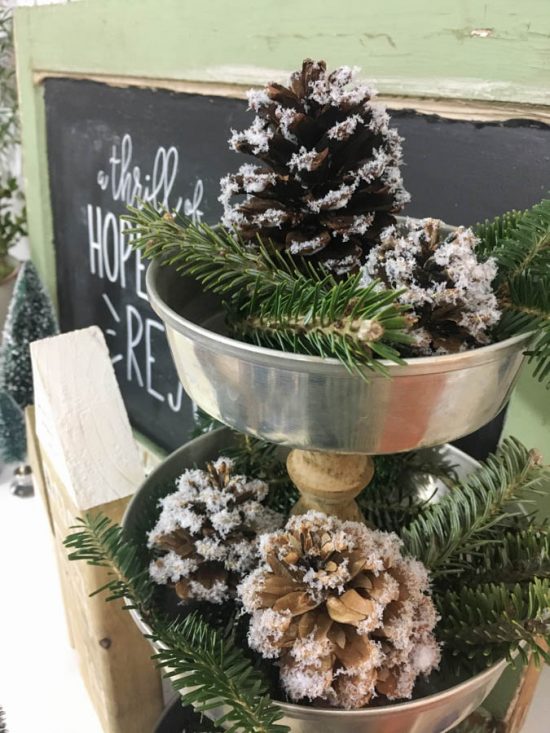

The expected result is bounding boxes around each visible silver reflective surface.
[147,260,531,454]
[124,428,506,733]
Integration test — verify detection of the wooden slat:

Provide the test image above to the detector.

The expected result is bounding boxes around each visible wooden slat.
[30,327,164,733]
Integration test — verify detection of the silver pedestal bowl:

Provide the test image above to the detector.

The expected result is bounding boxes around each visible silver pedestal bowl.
[147,260,532,454]
[123,428,507,733]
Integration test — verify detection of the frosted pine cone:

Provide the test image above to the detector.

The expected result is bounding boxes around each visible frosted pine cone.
[220,59,409,276]
[148,458,283,604]
[361,218,501,354]
[238,511,440,709]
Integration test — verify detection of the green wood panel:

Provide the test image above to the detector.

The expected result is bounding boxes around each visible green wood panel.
[13,0,550,103]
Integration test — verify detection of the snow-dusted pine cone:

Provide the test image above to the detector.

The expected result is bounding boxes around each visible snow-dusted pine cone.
[238,511,440,709]
[361,218,501,354]
[219,59,409,276]
[148,458,283,604]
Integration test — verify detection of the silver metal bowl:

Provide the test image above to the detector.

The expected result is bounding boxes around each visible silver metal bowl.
[123,428,507,733]
[147,260,531,454]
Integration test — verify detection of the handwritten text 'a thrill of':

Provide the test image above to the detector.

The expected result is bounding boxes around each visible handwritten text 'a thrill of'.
[87,133,204,412]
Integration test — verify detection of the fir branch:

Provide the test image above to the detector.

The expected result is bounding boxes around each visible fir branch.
[64,514,289,733]
[435,579,550,668]
[190,407,223,439]
[459,526,550,585]
[124,204,411,377]
[153,615,287,733]
[476,199,550,385]
[0,707,6,733]
[475,208,527,259]
[495,273,550,384]
[401,438,549,575]
[64,513,153,609]
[476,199,550,282]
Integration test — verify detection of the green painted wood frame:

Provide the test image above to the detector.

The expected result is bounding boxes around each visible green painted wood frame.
[13,0,550,461]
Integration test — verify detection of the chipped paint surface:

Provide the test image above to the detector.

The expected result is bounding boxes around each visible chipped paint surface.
[13,0,550,106]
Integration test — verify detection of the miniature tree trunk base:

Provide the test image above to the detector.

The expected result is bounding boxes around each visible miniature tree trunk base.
[287,449,374,522]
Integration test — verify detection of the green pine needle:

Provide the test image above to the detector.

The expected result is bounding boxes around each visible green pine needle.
[64,513,154,609]
[436,578,550,668]
[401,438,550,575]
[476,198,550,386]
[123,204,411,378]
[64,514,289,733]
[153,614,288,733]
[475,208,528,258]
[459,526,550,585]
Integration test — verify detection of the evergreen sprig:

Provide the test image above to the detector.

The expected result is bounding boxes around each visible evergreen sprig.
[401,438,549,575]
[476,199,550,282]
[459,526,550,585]
[64,513,153,609]
[153,615,287,733]
[436,579,550,668]
[64,514,289,733]
[476,199,550,385]
[124,204,411,377]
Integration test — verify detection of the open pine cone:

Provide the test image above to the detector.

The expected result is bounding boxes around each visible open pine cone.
[148,458,283,604]
[220,59,410,276]
[361,218,501,354]
[239,511,440,709]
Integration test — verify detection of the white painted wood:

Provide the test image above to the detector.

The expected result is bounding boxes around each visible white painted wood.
[30,325,144,510]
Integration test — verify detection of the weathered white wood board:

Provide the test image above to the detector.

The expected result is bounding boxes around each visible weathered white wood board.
[29,326,164,733]
[31,325,144,509]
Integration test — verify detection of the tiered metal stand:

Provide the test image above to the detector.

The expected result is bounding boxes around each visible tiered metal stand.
[125,260,532,733]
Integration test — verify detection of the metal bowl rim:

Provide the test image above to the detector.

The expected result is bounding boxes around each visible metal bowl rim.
[128,607,505,718]
[147,260,532,375]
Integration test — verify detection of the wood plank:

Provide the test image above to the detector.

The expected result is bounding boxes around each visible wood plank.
[30,326,164,732]
[32,70,550,124]
[31,326,144,510]
[14,0,550,105]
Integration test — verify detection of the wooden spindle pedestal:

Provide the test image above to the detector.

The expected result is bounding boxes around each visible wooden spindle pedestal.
[286,449,374,522]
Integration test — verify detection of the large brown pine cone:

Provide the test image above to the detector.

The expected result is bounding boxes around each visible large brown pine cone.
[219,59,410,276]
[360,218,501,354]
[148,458,283,604]
[238,511,440,709]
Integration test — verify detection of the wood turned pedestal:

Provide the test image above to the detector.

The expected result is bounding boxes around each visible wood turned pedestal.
[287,449,374,522]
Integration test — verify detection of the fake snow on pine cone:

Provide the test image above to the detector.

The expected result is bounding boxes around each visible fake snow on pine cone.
[219,59,410,277]
[148,457,283,604]
[238,511,440,709]
[360,218,501,355]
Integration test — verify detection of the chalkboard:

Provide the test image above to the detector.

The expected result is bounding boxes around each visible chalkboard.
[45,79,252,451]
[44,78,550,451]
